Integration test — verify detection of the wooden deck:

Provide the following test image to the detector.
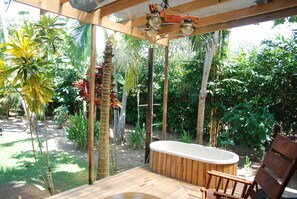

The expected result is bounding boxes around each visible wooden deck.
[46,165,202,199]
[46,165,297,199]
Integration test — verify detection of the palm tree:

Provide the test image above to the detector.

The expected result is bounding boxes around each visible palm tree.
[113,34,141,143]
[97,39,113,179]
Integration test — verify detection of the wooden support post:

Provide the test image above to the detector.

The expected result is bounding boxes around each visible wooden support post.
[88,24,96,185]
[145,48,154,164]
[162,46,169,140]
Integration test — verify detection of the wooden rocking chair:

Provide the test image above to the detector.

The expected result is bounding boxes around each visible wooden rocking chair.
[201,134,297,199]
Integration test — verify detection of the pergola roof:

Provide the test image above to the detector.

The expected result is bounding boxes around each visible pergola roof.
[15,0,297,45]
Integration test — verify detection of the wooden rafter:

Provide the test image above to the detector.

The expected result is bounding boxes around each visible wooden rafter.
[100,0,148,17]
[131,0,230,28]
[159,0,297,35]
[15,0,169,46]
[170,6,297,40]
[14,0,297,43]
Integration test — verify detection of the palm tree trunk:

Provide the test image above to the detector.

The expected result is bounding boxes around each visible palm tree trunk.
[196,31,219,144]
[97,40,113,180]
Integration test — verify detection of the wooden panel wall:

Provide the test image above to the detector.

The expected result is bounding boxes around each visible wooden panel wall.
[150,150,237,188]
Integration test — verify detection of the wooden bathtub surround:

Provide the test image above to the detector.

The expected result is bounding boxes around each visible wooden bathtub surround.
[149,150,237,188]
[201,134,297,199]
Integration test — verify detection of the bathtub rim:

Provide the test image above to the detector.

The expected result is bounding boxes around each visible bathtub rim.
[150,140,239,164]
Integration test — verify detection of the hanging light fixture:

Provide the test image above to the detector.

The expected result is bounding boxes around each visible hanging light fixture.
[147,13,163,29]
[145,1,199,38]
[180,18,194,36]
[146,26,159,37]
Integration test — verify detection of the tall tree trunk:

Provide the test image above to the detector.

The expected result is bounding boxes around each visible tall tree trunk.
[83,100,87,118]
[209,107,219,147]
[113,77,120,144]
[137,83,140,125]
[97,40,113,180]
[196,31,219,144]
[209,60,218,147]
[118,82,128,143]
[145,48,154,164]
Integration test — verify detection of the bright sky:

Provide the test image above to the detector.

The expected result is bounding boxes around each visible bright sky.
[229,21,297,51]
[2,1,297,52]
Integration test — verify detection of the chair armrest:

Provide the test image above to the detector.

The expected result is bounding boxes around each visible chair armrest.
[207,170,252,185]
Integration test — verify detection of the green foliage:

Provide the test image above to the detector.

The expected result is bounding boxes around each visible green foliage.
[53,68,82,114]
[53,105,69,129]
[224,99,276,153]
[124,29,296,152]
[129,123,145,149]
[66,112,100,149]
[274,16,297,26]
[1,17,57,115]
[181,131,193,143]
[217,131,235,149]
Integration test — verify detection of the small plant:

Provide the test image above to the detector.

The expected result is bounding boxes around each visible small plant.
[66,112,100,149]
[244,156,251,177]
[181,131,192,143]
[53,105,69,129]
[218,131,235,149]
[129,123,145,149]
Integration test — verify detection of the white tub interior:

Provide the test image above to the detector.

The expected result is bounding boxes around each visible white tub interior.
[150,141,239,164]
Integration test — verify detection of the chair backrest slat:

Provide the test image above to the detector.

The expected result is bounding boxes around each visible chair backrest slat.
[254,167,282,199]
[272,134,297,160]
[248,134,297,199]
[263,150,291,182]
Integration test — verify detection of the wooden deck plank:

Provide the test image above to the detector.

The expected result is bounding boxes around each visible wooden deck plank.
[46,165,203,199]
[48,167,151,199]
[46,165,297,199]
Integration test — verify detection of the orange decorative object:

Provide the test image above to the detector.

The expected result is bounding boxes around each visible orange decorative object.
[149,3,199,24]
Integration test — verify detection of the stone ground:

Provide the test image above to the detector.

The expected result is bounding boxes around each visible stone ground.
[0,116,297,199]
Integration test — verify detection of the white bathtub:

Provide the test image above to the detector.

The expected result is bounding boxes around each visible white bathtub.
[150,141,239,164]
[149,141,239,187]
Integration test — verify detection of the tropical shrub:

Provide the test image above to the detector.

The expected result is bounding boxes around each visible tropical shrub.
[66,112,100,149]
[129,123,145,149]
[53,105,69,129]
[223,99,277,153]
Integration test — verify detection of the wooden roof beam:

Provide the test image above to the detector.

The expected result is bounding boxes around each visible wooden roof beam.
[100,0,148,17]
[170,6,297,40]
[159,0,297,35]
[15,0,168,46]
[131,0,230,28]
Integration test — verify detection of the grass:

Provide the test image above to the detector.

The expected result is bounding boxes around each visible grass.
[0,137,91,193]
